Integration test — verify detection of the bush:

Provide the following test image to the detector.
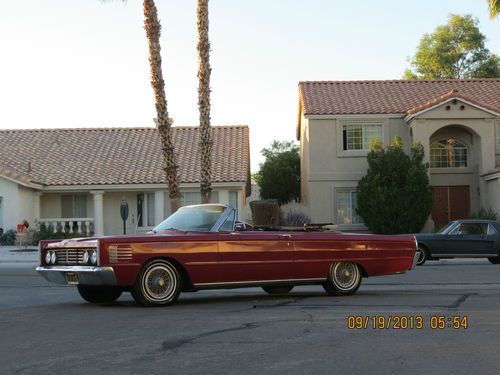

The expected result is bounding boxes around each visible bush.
[0,230,16,246]
[30,223,89,245]
[357,137,432,234]
[280,203,311,226]
[469,207,498,220]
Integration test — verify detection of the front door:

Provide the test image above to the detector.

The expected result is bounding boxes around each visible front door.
[432,186,470,230]
[216,232,295,283]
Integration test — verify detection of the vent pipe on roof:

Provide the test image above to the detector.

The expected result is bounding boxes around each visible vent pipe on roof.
[27,162,32,173]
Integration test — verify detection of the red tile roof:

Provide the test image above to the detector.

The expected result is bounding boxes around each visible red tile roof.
[299,79,500,115]
[0,126,250,187]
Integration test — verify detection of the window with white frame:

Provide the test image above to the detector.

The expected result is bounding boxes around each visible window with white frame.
[336,189,362,225]
[228,191,239,210]
[342,123,382,151]
[61,195,87,218]
[181,192,201,206]
[137,193,155,227]
[430,139,468,168]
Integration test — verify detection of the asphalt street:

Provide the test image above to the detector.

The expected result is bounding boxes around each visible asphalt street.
[0,259,499,375]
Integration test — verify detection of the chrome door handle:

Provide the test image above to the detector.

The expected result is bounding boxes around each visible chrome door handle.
[279,234,292,239]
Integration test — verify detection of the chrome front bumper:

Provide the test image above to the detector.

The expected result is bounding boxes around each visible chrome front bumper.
[409,251,419,270]
[36,266,117,286]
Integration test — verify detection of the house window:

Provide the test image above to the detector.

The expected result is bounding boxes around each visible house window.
[181,192,201,206]
[137,193,155,227]
[342,124,382,151]
[430,139,467,168]
[336,189,362,225]
[228,191,239,210]
[61,195,87,218]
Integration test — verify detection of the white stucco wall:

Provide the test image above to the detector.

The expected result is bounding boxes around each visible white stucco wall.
[0,177,19,231]
[486,178,500,216]
[0,177,37,232]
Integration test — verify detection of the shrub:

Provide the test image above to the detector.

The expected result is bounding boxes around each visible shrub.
[280,203,311,226]
[29,223,89,245]
[469,207,498,220]
[357,137,432,234]
[0,230,16,246]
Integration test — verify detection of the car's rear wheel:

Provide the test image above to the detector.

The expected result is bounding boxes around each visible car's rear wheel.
[488,256,500,264]
[416,246,429,266]
[262,285,294,294]
[77,285,122,303]
[323,262,362,296]
[131,259,182,307]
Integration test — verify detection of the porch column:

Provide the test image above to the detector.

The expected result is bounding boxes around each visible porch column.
[154,190,165,225]
[91,191,105,236]
[33,192,42,222]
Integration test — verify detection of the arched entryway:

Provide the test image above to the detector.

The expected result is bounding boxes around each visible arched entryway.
[428,124,481,229]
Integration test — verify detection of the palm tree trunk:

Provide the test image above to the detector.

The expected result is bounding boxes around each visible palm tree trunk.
[143,0,181,212]
[197,0,212,204]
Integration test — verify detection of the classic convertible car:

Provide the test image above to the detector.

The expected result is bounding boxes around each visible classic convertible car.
[414,219,500,265]
[37,204,419,306]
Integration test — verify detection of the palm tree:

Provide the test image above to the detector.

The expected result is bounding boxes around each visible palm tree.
[197,0,212,204]
[143,0,181,212]
[489,0,500,18]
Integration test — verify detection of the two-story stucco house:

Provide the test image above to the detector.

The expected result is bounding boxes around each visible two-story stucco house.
[297,79,500,231]
[0,126,250,236]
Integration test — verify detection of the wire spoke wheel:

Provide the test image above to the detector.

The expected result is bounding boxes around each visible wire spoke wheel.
[323,262,362,296]
[416,247,427,266]
[132,260,181,306]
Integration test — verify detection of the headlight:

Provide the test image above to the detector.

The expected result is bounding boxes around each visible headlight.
[90,250,97,265]
[82,251,89,264]
[45,251,52,264]
[50,251,56,264]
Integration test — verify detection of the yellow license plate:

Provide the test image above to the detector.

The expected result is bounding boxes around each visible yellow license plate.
[66,272,79,285]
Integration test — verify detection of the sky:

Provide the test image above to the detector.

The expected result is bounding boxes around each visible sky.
[0,0,498,172]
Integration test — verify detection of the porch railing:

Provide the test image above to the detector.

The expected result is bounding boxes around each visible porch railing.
[39,218,94,236]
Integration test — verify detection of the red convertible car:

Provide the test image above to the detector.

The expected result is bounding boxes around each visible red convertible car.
[37,204,419,306]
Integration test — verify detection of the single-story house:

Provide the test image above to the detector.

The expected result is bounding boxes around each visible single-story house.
[0,126,251,236]
[297,78,500,231]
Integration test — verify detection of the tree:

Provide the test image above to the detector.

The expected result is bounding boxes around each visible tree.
[255,141,300,205]
[197,0,212,204]
[143,0,182,212]
[489,0,500,19]
[356,137,432,234]
[104,2,182,213]
[403,14,500,79]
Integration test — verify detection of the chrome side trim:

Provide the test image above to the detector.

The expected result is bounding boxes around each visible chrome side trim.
[431,253,496,257]
[36,266,116,286]
[193,278,325,289]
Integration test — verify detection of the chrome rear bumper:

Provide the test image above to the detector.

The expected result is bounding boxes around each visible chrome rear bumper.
[36,266,116,285]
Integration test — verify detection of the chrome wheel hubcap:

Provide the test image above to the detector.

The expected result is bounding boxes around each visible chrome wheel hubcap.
[142,264,177,303]
[332,262,359,291]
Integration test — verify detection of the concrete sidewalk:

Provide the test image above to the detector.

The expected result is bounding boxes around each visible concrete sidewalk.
[0,246,38,263]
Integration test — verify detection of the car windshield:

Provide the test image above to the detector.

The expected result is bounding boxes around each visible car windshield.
[437,221,458,234]
[153,204,229,232]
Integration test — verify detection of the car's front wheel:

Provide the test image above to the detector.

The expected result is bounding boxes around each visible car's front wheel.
[323,262,362,296]
[416,246,429,266]
[77,285,122,303]
[488,256,500,264]
[131,259,182,307]
[262,285,294,294]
